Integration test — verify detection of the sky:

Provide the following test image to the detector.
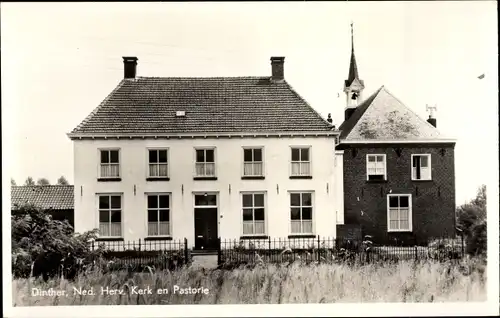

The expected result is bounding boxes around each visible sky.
[2,1,498,205]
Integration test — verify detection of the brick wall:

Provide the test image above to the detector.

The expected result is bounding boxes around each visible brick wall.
[337,143,456,245]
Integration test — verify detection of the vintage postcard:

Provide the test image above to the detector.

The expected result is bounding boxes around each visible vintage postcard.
[2,1,498,317]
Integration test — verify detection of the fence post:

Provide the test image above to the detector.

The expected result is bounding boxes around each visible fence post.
[317,235,321,264]
[217,237,222,266]
[184,238,189,264]
[138,238,141,251]
[414,245,418,261]
[461,234,465,258]
[268,236,272,261]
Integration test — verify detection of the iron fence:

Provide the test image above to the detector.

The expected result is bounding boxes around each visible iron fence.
[217,235,465,266]
[89,238,190,271]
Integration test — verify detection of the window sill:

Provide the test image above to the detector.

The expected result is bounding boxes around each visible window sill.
[144,236,173,241]
[193,177,218,181]
[366,179,388,183]
[288,234,316,239]
[98,178,122,182]
[387,230,413,233]
[240,235,269,240]
[95,237,124,242]
[289,176,313,180]
[241,176,265,180]
[146,177,170,181]
[411,179,433,182]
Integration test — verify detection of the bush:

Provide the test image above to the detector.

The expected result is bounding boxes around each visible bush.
[11,203,101,280]
[466,220,487,257]
[427,238,462,260]
[456,185,487,258]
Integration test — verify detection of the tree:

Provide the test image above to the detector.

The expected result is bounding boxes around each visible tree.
[24,177,35,186]
[36,178,50,185]
[456,185,487,257]
[11,178,16,186]
[57,176,69,185]
[11,203,100,279]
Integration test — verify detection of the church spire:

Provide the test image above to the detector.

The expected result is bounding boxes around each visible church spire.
[347,22,360,86]
[343,21,365,120]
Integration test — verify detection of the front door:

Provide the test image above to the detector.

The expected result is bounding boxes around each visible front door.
[194,194,218,250]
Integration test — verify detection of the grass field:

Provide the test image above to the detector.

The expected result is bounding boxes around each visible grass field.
[12,259,486,306]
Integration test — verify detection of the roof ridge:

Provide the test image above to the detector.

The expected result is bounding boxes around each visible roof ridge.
[284,81,335,130]
[379,86,441,134]
[136,76,269,80]
[70,79,126,134]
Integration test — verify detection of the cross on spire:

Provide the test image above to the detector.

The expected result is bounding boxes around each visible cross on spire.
[351,21,354,52]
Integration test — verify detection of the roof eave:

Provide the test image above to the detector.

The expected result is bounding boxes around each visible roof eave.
[67,130,341,140]
[339,138,457,144]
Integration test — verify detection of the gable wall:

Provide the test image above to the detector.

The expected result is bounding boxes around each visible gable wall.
[337,142,456,245]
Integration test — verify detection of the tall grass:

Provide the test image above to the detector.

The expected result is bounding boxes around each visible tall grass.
[13,259,486,306]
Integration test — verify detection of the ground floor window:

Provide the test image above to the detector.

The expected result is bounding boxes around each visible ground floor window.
[98,194,122,237]
[242,192,265,235]
[147,194,170,236]
[290,192,313,234]
[387,194,412,231]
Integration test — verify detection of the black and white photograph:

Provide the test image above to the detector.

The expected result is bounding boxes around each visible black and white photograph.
[2,1,498,317]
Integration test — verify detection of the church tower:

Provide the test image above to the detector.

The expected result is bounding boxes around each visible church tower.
[343,22,365,121]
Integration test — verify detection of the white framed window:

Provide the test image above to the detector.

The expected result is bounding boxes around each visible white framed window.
[387,194,412,232]
[290,192,313,234]
[290,146,311,177]
[366,154,386,181]
[195,148,216,177]
[242,192,266,235]
[148,149,169,178]
[98,194,122,237]
[243,147,264,177]
[147,194,171,236]
[99,149,120,178]
[411,154,431,180]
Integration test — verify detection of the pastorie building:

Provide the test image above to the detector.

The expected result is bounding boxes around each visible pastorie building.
[68,56,343,250]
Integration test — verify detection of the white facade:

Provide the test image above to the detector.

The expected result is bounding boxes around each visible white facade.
[73,135,343,248]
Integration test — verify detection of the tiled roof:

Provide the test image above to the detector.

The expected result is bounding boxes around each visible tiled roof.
[339,86,446,141]
[70,77,335,135]
[11,185,74,210]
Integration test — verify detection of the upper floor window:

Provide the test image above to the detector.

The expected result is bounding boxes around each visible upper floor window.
[98,194,122,237]
[243,147,264,177]
[412,154,431,180]
[242,193,266,235]
[366,154,386,181]
[148,149,168,178]
[290,147,311,177]
[195,148,216,178]
[147,194,171,237]
[387,194,412,232]
[290,192,313,234]
[100,149,120,179]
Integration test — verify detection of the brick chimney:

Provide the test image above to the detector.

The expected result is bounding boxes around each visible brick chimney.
[427,116,437,128]
[426,104,437,128]
[123,56,138,79]
[327,113,333,124]
[270,56,285,82]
